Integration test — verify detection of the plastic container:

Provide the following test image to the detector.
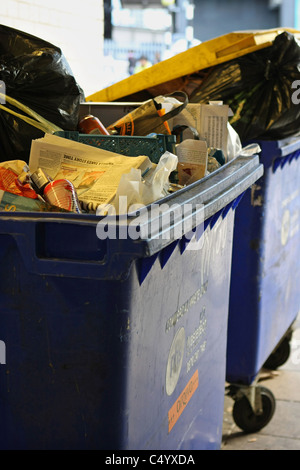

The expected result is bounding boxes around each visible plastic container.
[226,136,300,433]
[0,155,262,450]
[78,114,110,135]
[28,167,81,213]
[55,130,176,164]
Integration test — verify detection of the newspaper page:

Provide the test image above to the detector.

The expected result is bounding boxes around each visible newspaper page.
[29,133,152,207]
[171,102,229,160]
[199,103,228,157]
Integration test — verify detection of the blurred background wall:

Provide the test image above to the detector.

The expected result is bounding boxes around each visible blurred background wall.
[0,0,298,96]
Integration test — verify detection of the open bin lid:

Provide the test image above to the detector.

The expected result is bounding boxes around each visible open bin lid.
[0,155,263,280]
[86,29,300,103]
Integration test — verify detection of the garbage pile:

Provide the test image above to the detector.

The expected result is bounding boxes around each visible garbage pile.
[87,28,300,143]
[0,25,261,216]
[0,93,258,215]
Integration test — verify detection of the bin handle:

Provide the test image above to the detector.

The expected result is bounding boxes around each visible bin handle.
[0,219,140,281]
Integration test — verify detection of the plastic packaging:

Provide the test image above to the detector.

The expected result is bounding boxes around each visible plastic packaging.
[227,122,242,161]
[0,160,38,199]
[0,190,45,212]
[97,151,178,215]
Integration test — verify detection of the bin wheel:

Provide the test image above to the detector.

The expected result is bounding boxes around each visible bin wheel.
[263,337,291,370]
[232,386,276,433]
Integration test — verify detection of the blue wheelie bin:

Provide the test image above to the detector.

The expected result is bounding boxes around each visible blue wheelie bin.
[0,154,262,450]
[226,135,300,433]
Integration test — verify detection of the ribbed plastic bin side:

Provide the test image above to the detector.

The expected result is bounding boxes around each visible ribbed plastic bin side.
[227,137,300,386]
[0,156,262,450]
[55,131,176,164]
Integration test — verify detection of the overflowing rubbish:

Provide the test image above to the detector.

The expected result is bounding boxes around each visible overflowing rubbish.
[0,159,69,212]
[0,97,259,214]
[88,28,300,142]
[28,133,152,212]
[0,26,264,216]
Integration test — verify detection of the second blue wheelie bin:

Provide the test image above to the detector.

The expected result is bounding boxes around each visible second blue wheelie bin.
[226,135,300,433]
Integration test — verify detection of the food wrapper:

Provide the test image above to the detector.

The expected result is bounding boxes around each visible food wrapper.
[0,160,38,199]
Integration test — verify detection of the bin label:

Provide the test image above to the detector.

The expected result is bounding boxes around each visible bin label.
[168,369,199,433]
[186,306,207,374]
[165,284,207,333]
[166,327,185,396]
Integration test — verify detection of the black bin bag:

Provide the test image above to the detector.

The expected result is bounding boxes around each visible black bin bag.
[0,25,84,162]
[190,31,300,142]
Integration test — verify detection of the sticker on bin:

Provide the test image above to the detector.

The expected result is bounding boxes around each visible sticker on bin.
[166,327,185,396]
[168,369,199,433]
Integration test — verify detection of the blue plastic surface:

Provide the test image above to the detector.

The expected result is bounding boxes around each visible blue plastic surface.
[0,156,262,449]
[227,137,300,385]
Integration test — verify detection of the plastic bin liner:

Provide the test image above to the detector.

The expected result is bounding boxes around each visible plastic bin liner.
[190,32,300,141]
[0,25,84,162]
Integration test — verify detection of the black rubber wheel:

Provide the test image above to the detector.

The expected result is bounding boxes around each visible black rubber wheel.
[263,337,291,370]
[232,386,276,433]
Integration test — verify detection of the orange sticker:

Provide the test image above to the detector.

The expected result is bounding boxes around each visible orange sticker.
[168,369,199,433]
